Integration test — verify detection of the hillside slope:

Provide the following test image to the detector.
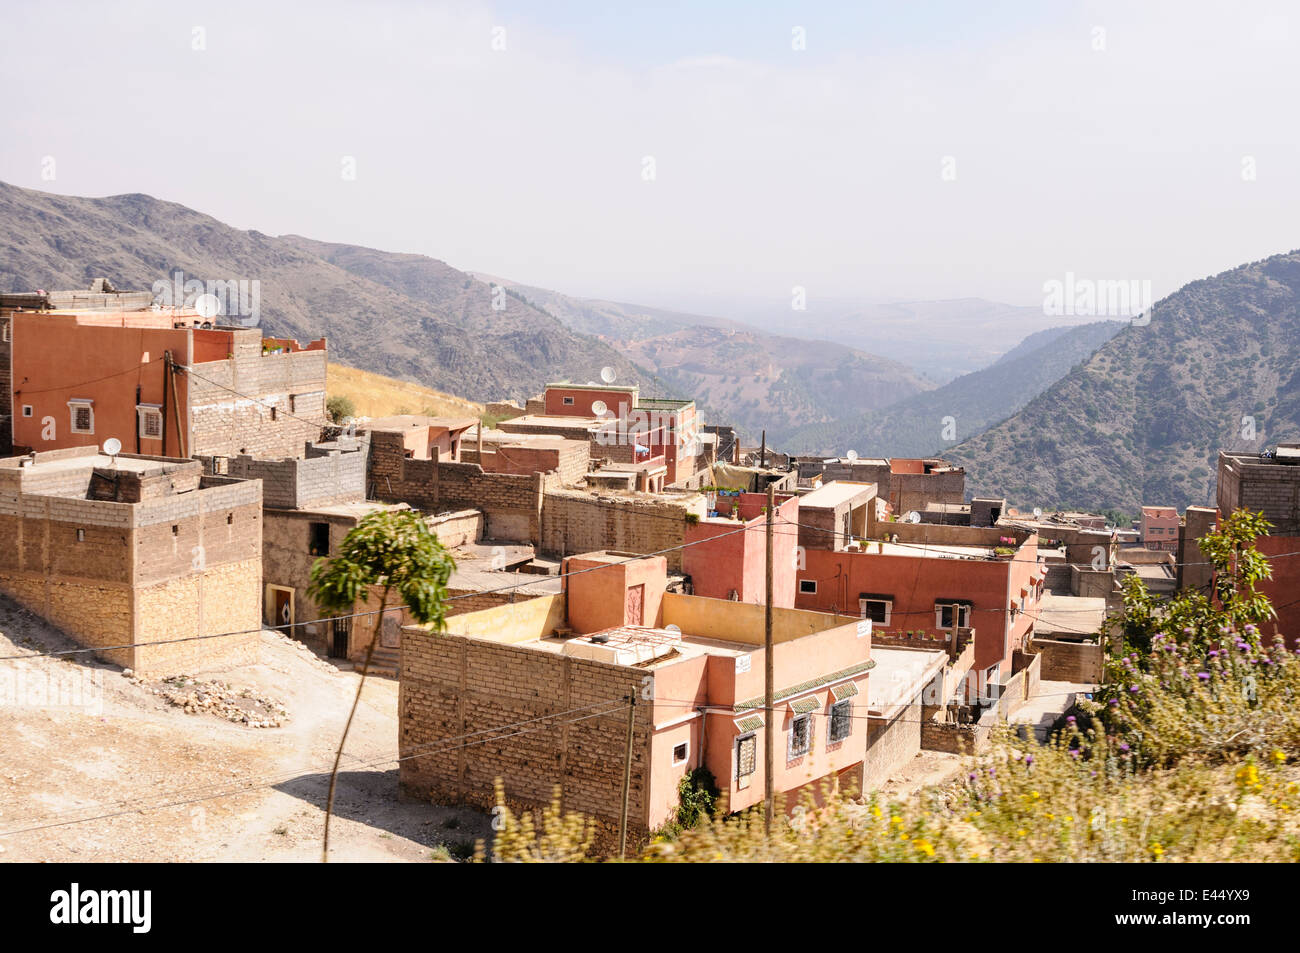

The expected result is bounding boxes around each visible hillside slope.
[947,252,1300,510]
[785,320,1124,457]
[0,181,656,403]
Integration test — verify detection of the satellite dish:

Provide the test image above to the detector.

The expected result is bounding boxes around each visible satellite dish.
[846,450,859,461]
[904,511,921,524]
[102,437,122,456]
[194,293,221,319]
[664,624,681,634]
[591,400,608,416]
[1033,507,1043,519]
[600,366,616,383]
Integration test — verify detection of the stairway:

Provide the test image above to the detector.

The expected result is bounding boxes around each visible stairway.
[355,644,400,678]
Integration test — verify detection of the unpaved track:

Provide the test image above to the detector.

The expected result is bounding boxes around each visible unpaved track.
[0,601,490,862]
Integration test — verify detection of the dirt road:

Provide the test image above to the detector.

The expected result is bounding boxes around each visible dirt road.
[0,600,490,863]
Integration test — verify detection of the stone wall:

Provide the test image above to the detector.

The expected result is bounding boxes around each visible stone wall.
[861,695,921,791]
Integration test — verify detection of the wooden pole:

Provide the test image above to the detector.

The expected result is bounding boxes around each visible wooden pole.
[764,482,775,834]
[619,691,637,858]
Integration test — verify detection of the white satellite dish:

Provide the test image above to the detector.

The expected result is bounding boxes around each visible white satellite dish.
[591,400,608,416]
[904,510,921,524]
[600,366,617,383]
[664,624,681,634]
[1033,507,1043,519]
[194,293,222,319]
[103,437,122,456]
[846,449,859,461]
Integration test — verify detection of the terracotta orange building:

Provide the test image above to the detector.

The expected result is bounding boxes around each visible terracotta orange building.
[6,304,325,460]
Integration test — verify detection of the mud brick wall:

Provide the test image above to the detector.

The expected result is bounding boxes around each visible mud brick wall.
[1218,454,1300,535]
[399,630,653,839]
[0,473,262,675]
[133,557,261,673]
[368,431,550,543]
[1028,638,1103,683]
[427,510,482,548]
[861,695,921,791]
[445,588,549,616]
[188,348,326,459]
[480,442,588,487]
[540,490,702,570]
[225,444,367,509]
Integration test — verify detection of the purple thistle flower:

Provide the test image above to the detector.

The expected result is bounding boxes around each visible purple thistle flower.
[1024,754,1034,766]
[1119,743,1130,752]
[1197,672,1211,680]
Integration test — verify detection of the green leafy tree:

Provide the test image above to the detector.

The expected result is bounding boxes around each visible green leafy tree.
[308,510,456,861]
[325,394,355,424]
[1109,508,1276,656]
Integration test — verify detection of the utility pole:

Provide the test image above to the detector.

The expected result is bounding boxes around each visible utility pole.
[760,429,766,469]
[619,691,637,859]
[764,482,775,834]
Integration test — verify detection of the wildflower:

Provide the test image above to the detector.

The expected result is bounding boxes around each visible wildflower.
[1151,842,1165,859]
[1271,750,1287,766]
[1197,672,1211,681]
[915,839,935,857]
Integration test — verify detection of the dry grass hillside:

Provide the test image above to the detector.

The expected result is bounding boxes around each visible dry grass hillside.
[327,363,483,420]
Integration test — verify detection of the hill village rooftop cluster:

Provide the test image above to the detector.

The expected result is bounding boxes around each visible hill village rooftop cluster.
[2,286,1297,848]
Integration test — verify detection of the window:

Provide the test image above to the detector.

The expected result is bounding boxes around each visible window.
[562,396,575,406]
[798,579,817,594]
[859,596,892,625]
[829,701,852,742]
[171,525,179,536]
[68,400,94,435]
[936,601,972,629]
[136,404,163,440]
[289,394,297,413]
[672,742,689,765]
[736,734,757,788]
[308,522,330,557]
[76,529,85,543]
[22,405,32,418]
[1,321,9,343]
[270,406,278,421]
[788,713,814,758]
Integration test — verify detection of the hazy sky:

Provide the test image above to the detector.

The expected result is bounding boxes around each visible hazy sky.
[3,0,1298,314]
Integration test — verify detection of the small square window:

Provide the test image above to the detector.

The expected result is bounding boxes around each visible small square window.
[22,405,33,418]
[829,701,852,742]
[171,525,179,536]
[788,713,813,759]
[859,597,892,625]
[736,733,756,787]
[798,579,817,594]
[672,742,689,765]
[137,404,163,440]
[68,400,94,435]
[76,528,85,543]
[562,396,575,406]
[308,522,330,557]
[227,513,234,525]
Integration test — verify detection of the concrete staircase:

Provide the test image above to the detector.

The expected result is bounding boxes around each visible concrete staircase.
[355,644,400,678]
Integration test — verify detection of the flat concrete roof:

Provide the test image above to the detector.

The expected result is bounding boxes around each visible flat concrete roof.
[867,646,947,717]
[800,480,876,508]
[1036,594,1108,635]
[364,414,477,432]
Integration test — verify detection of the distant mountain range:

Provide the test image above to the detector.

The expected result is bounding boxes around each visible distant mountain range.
[784,320,1125,457]
[947,251,1300,511]
[0,182,659,403]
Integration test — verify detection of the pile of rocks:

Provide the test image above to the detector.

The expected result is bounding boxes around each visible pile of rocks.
[126,671,289,727]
